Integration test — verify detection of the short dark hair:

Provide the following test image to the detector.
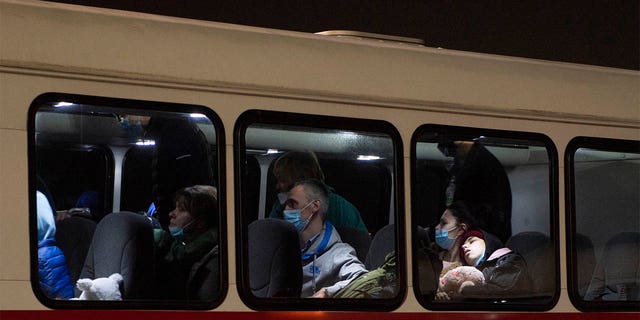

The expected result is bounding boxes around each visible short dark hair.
[174,185,218,226]
[292,179,329,216]
[273,150,325,185]
[447,201,479,230]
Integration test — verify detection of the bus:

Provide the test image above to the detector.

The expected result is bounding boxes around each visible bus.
[1,0,638,318]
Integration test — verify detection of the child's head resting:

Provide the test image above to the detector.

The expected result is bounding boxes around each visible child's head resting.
[459,230,486,266]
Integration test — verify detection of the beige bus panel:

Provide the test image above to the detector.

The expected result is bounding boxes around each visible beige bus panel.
[2,0,638,129]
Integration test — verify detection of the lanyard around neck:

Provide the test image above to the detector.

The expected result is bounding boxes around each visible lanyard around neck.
[302,221,333,262]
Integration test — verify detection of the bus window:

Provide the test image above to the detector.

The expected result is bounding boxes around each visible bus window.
[411,124,558,310]
[235,110,405,310]
[566,137,640,311]
[29,93,226,309]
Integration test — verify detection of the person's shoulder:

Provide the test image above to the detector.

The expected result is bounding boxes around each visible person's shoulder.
[327,191,358,210]
[494,250,527,267]
[328,237,359,258]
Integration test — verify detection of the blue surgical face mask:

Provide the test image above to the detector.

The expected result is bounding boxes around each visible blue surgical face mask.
[474,250,486,267]
[283,201,315,232]
[169,226,184,238]
[435,225,458,250]
[169,218,195,238]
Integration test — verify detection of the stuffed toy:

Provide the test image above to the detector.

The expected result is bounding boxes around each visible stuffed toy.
[438,266,485,298]
[71,273,123,300]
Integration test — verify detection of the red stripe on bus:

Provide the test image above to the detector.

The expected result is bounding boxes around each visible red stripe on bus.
[2,311,639,320]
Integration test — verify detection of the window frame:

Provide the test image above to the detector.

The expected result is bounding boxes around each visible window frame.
[565,136,640,312]
[410,123,560,311]
[234,109,406,311]
[28,92,228,309]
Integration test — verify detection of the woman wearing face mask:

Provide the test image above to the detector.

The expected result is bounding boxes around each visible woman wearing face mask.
[154,185,220,300]
[432,201,480,273]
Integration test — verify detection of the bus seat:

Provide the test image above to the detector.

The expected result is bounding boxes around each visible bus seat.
[584,232,640,301]
[336,226,371,263]
[415,225,441,297]
[77,212,154,299]
[575,233,597,298]
[506,231,555,296]
[248,218,302,297]
[56,215,96,285]
[187,245,220,301]
[415,225,431,248]
[365,224,395,270]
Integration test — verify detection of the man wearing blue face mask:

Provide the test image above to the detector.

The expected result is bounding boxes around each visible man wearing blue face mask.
[283,179,368,298]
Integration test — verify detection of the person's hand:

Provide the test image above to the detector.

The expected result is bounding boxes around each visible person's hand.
[311,288,329,298]
[435,291,451,301]
[55,210,70,222]
[458,280,477,293]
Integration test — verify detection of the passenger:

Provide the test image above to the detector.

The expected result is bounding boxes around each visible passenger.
[269,150,368,233]
[437,229,532,300]
[153,185,219,300]
[439,140,512,243]
[282,179,368,298]
[36,191,74,299]
[73,191,105,222]
[147,117,215,229]
[54,191,104,223]
[433,201,480,268]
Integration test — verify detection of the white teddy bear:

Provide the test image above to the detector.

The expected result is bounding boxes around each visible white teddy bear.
[71,273,123,300]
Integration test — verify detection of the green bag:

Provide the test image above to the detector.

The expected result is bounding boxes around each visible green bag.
[333,251,398,298]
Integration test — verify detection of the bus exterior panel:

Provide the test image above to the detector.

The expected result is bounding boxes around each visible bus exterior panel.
[1,0,639,318]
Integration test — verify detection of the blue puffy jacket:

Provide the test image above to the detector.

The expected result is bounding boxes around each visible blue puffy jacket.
[37,191,74,299]
[38,239,74,299]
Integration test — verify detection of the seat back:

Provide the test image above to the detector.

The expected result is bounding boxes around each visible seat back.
[575,233,597,297]
[187,245,220,301]
[56,216,97,285]
[365,224,395,270]
[506,231,555,296]
[414,225,441,296]
[248,218,302,297]
[591,232,640,300]
[78,212,154,299]
[336,226,371,263]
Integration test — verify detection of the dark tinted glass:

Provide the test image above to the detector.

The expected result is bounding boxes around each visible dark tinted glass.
[566,137,640,311]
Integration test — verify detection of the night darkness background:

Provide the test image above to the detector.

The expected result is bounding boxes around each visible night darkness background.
[49,1,639,70]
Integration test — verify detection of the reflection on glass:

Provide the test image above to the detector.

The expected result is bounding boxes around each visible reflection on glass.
[243,123,398,299]
[413,132,554,306]
[33,99,221,304]
[574,148,640,302]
